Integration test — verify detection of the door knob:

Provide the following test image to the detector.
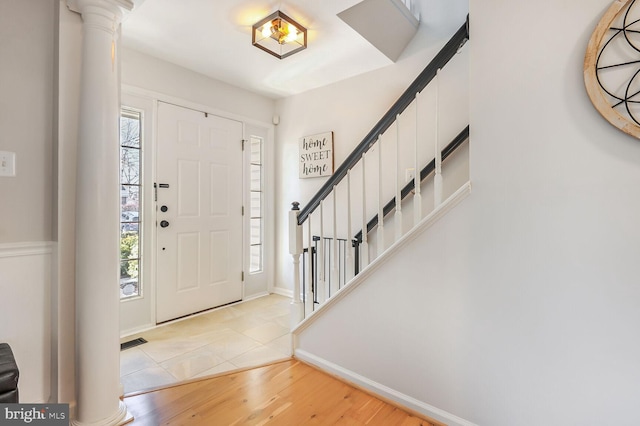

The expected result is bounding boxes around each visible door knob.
[160,220,169,228]
[160,205,168,212]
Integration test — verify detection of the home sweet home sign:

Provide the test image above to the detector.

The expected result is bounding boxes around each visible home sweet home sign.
[299,131,334,178]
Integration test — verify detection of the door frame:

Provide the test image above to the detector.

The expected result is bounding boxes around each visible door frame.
[119,86,275,336]
[119,92,157,335]
[155,102,244,323]
[243,123,275,299]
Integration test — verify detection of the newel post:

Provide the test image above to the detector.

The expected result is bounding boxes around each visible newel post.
[289,201,304,327]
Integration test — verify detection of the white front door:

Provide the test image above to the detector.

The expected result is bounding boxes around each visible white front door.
[156,102,243,323]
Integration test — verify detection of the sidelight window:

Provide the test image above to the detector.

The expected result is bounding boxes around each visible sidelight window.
[120,108,143,299]
[249,135,264,273]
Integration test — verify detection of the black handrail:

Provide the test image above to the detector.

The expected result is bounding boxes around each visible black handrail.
[353,125,469,242]
[297,20,469,226]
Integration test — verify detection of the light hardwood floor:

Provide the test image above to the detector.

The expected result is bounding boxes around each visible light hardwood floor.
[124,359,441,425]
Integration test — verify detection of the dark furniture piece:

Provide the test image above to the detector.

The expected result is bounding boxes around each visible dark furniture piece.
[0,343,19,403]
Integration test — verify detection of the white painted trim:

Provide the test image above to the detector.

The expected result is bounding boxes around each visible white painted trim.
[295,349,478,426]
[67,0,134,16]
[121,84,274,130]
[70,400,129,426]
[271,286,293,298]
[0,241,53,258]
[390,0,420,27]
[120,93,157,335]
[119,322,156,339]
[121,85,277,324]
[243,123,275,299]
[243,291,270,302]
[293,181,471,334]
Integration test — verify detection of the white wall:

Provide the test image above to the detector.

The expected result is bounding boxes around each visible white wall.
[0,0,54,243]
[274,4,469,293]
[121,48,275,125]
[0,0,56,404]
[295,0,640,425]
[0,244,52,403]
[119,49,277,332]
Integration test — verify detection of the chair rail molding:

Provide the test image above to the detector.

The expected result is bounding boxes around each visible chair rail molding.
[0,241,53,258]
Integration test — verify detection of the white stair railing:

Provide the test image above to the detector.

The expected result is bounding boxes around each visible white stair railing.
[289,19,470,323]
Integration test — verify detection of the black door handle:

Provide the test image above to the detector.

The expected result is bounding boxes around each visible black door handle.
[160,220,169,228]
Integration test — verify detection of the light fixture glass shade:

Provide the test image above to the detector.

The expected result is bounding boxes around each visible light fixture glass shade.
[252,11,307,59]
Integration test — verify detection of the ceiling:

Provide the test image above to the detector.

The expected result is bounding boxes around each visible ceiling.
[121,0,467,99]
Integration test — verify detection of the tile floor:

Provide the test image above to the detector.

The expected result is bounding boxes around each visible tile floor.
[120,294,292,395]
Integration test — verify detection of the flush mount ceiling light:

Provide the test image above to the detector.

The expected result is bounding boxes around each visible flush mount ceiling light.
[252,11,307,59]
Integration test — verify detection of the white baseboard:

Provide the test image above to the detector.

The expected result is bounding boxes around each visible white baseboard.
[294,349,477,426]
[243,291,270,302]
[271,286,293,298]
[120,323,156,339]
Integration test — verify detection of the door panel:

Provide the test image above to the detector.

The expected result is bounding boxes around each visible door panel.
[177,160,200,216]
[156,102,243,323]
[210,164,228,216]
[210,230,229,283]
[176,232,199,291]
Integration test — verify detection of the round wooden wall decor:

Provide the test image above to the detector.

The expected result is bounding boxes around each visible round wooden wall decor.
[585,0,640,138]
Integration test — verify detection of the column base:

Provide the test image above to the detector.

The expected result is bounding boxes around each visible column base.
[71,401,132,426]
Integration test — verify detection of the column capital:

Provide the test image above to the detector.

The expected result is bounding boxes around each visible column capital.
[67,0,133,25]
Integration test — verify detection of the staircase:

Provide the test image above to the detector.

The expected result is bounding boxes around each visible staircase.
[288,18,470,324]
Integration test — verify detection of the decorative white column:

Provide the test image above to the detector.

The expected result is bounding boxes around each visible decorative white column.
[67,0,132,425]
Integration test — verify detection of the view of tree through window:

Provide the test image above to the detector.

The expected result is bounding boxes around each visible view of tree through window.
[120,109,142,299]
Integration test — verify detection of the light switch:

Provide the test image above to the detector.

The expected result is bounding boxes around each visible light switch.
[0,151,16,177]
